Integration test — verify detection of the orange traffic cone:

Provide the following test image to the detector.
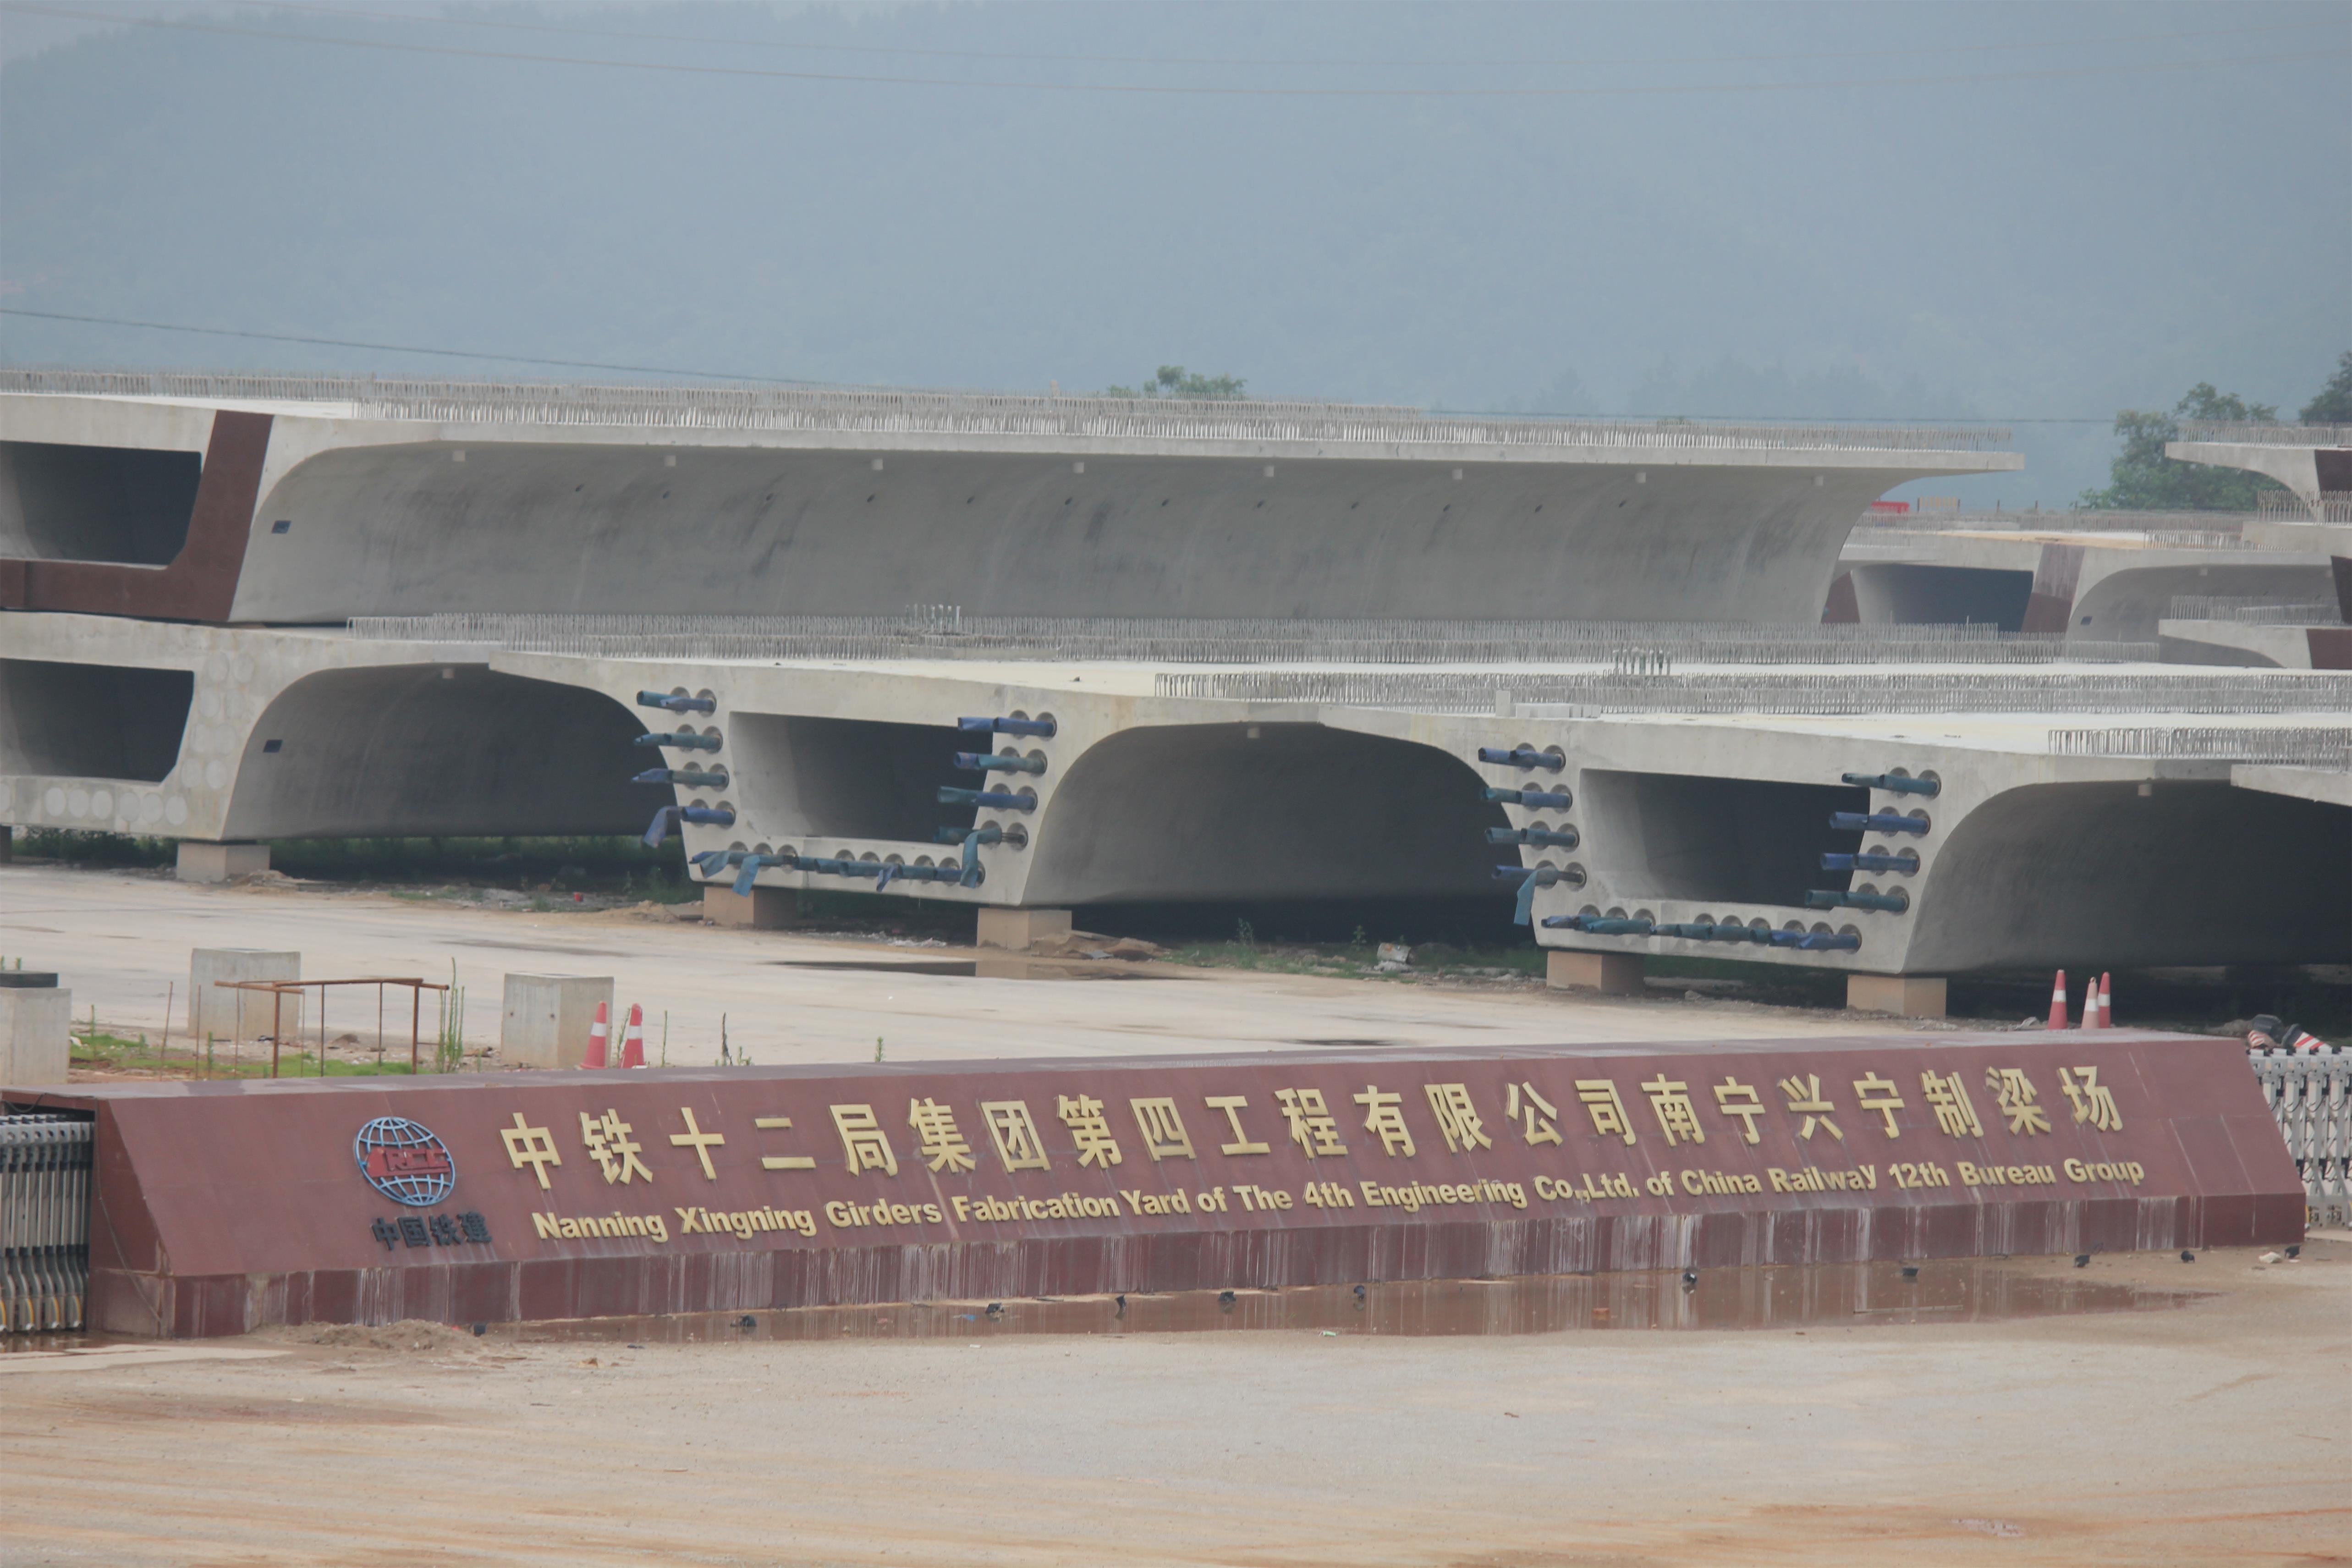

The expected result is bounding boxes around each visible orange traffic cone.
[2097,972,2114,1029]
[2083,974,2105,1030]
[619,1003,646,1068]
[583,999,610,1068]
[2045,970,2069,1030]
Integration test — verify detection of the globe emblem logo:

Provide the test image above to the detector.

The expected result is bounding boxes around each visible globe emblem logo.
[354,1117,457,1207]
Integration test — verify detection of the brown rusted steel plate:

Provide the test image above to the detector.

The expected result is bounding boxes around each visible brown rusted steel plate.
[6,1031,2300,1338]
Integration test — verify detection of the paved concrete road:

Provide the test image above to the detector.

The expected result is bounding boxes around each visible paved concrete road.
[0,864,1896,1069]
[0,1244,2340,1566]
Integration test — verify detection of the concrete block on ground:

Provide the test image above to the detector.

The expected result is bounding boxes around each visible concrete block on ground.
[0,985,71,1086]
[500,974,616,1069]
[176,842,269,883]
[703,886,794,929]
[1547,950,1645,995]
[1848,974,1948,1019]
[190,949,300,1045]
[976,908,1073,952]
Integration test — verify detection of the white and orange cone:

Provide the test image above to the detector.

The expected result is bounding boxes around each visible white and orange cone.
[583,999,610,1068]
[2097,972,2114,1029]
[2082,974,2105,1030]
[2045,970,2069,1031]
[619,1003,647,1068]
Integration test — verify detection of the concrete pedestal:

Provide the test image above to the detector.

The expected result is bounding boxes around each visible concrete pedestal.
[176,842,269,883]
[1848,974,1948,1019]
[189,949,300,1045]
[1546,950,1645,995]
[500,974,616,1069]
[703,886,794,929]
[977,908,1073,952]
[0,985,71,1086]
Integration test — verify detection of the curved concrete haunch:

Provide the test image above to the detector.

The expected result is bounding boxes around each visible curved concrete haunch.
[219,665,664,839]
[1906,780,2348,970]
[1022,723,1506,905]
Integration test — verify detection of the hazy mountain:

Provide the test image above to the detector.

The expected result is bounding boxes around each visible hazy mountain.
[3,0,2345,503]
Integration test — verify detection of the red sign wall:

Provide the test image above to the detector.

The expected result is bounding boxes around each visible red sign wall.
[7,1031,2300,1338]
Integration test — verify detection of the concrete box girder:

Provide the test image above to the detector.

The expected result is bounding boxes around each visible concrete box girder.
[7,616,2344,977]
[5,389,2019,627]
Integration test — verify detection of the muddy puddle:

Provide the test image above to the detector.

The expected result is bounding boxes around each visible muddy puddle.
[2,1262,2207,1358]
[769,957,1174,980]
[491,1260,2204,1346]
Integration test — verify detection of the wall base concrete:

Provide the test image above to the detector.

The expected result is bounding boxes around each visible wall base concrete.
[1848,974,1948,1019]
[188,949,299,1045]
[1547,950,1645,995]
[500,974,616,1070]
[176,842,268,883]
[703,886,794,929]
[0,986,70,1086]
[977,908,1072,952]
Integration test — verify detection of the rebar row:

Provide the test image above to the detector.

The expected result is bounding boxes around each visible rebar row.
[2175,421,2352,448]
[0,370,2011,451]
[1,1115,91,1334]
[357,611,2036,644]
[347,614,2158,667]
[1155,670,2352,717]
[2046,726,2352,766]
[1855,509,2254,537]
[2165,596,2342,626]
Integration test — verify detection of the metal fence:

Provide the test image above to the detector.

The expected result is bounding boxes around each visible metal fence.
[1155,670,2352,717]
[2251,1051,2351,1225]
[349,613,2155,668]
[0,369,2011,452]
[1,1114,92,1334]
[2046,726,2352,767]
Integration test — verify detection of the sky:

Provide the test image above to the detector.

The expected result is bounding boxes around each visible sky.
[1,0,2347,504]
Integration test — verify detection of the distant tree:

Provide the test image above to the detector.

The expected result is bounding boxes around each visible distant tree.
[2301,351,2352,424]
[1101,364,1248,400]
[2077,382,2283,511]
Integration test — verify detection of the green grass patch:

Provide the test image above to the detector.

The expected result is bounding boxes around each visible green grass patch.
[70,1029,425,1078]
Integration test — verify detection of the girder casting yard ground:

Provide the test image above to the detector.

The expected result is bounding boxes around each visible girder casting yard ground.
[0,1243,2343,1567]
[0,862,1917,1069]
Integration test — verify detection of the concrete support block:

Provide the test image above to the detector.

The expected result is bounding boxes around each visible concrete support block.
[703,885,794,929]
[0,985,71,1086]
[177,842,269,883]
[500,974,616,1070]
[976,908,1073,952]
[1546,950,1645,995]
[1848,974,1948,1019]
[189,949,300,1045]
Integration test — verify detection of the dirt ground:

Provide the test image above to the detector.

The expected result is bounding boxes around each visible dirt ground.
[2,1243,2345,1567]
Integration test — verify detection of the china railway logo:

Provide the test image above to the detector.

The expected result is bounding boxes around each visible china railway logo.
[354,1117,457,1207]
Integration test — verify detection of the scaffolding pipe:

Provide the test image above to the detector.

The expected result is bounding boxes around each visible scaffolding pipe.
[960,715,1057,738]
[637,691,717,714]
